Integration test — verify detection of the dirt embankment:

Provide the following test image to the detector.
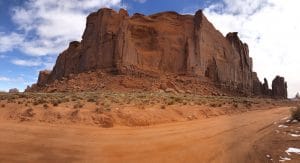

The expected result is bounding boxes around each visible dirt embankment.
[0,92,294,127]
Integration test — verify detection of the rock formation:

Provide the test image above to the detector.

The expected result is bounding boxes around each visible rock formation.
[262,78,272,96]
[252,72,263,95]
[271,76,288,99]
[9,88,19,93]
[251,75,287,98]
[37,70,51,86]
[27,8,288,98]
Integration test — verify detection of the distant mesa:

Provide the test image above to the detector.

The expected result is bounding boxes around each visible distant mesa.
[9,88,19,93]
[26,8,288,99]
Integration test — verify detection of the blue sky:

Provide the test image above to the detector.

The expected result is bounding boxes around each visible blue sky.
[0,0,299,97]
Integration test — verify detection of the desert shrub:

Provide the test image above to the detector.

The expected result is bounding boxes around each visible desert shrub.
[170,96,182,103]
[210,103,221,107]
[141,99,150,105]
[87,98,97,103]
[95,107,104,114]
[22,108,35,117]
[37,98,47,104]
[104,105,111,112]
[242,100,252,108]
[137,94,146,99]
[126,99,131,104]
[101,101,111,111]
[201,100,207,105]
[246,103,252,108]
[100,116,114,128]
[73,102,84,109]
[210,103,216,107]
[166,99,175,105]
[71,109,80,117]
[52,101,59,107]
[233,103,238,108]
[43,104,49,109]
[167,101,175,105]
[17,94,26,98]
[137,105,145,110]
[33,101,39,106]
[110,97,120,104]
[160,105,166,109]
[62,98,70,103]
[182,100,188,105]
[51,99,62,107]
[291,106,300,121]
[195,100,203,105]
[1,104,5,108]
[7,99,14,103]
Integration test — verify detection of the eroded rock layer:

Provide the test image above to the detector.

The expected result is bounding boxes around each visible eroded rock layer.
[27,8,287,98]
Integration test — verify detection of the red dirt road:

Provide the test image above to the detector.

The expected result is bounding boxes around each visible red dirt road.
[0,107,293,163]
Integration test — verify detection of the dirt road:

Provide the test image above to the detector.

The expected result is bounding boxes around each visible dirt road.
[0,107,292,163]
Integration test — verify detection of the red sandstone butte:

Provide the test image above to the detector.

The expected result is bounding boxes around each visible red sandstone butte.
[27,8,287,98]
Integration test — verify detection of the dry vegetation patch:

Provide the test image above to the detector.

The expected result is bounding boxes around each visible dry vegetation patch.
[0,92,296,127]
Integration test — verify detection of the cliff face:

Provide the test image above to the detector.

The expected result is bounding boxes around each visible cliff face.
[32,8,287,98]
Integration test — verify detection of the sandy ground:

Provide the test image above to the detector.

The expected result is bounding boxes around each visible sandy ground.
[1,106,299,163]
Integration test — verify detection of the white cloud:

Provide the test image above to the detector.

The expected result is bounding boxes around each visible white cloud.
[0,76,11,81]
[214,0,270,15]
[203,0,300,97]
[11,59,42,67]
[134,0,147,3]
[11,56,55,70]
[0,75,35,92]
[0,32,24,52]
[0,0,122,56]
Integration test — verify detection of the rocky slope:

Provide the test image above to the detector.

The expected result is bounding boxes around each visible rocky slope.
[26,8,287,98]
